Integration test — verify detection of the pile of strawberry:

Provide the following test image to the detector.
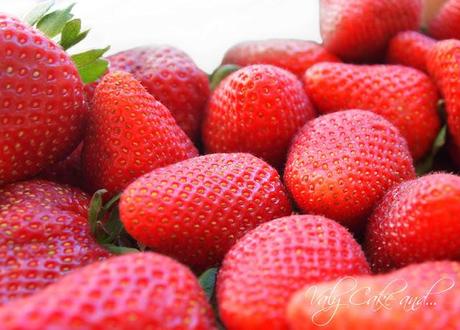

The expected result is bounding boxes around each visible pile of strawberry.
[1,0,460,329]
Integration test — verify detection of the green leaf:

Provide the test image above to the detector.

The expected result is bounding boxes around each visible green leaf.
[199,268,218,301]
[36,3,75,38]
[60,19,89,50]
[76,58,109,84]
[71,47,110,67]
[101,244,139,255]
[209,64,240,90]
[23,0,55,26]
[416,125,447,176]
[88,189,107,236]
[100,207,124,244]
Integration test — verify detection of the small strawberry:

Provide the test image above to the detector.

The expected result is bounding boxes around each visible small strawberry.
[288,261,460,330]
[365,173,460,273]
[0,252,216,330]
[0,180,110,305]
[427,39,460,166]
[217,215,370,330]
[119,153,292,271]
[303,63,440,160]
[386,31,436,72]
[428,0,460,40]
[320,0,422,61]
[284,110,416,230]
[202,64,315,168]
[222,39,340,78]
[39,143,83,187]
[82,71,198,197]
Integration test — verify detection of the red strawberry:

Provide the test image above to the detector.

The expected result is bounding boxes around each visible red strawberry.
[386,31,436,72]
[0,252,216,330]
[320,0,422,61]
[222,39,340,78]
[202,64,315,168]
[288,261,460,330]
[0,15,86,185]
[365,173,460,273]
[284,110,416,230]
[119,153,292,271]
[39,143,83,187]
[303,63,440,160]
[217,215,370,330]
[429,0,460,39]
[82,71,198,197]
[427,39,460,166]
[0,180,110,305]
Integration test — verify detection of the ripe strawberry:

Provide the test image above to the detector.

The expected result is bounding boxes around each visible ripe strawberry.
[119,153,292,271]
[428,0,460,39]
[0,180,110,305]
[222,39,340,78]
[288,261,460,330]
[427,39,460,166]
[202,64,315,168]
[0,252,216,330]
[284,110,416,230]
[39,143,83,187]
[0,14,86,185]
[82,71,198,197]
[217,215,370,330]
[386,31,436,72]
[365,173,460,273]
[303,63,440,160]
[320,0,422,61]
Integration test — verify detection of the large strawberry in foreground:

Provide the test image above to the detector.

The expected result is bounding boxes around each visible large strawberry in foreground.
[365,173,460,273]
[0,14,87,185]
[0,180,110,305]
[0,253,216,330]
[320,0,422,61]
[217,215,370,330]
[303,63,440,160]
[82,71,198,197]
[120,153,292,271]
[288,261,460,329]
[284,110,416,230]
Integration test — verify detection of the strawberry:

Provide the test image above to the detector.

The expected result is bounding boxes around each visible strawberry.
[0,252,216,330]
[82,71,198,197]
[427,39,460,166]
[39,143,83,187]
[303,63,440,160]
[365,173,460,273]
[0,14,86,185]
[288,261,460,330]
[320,0,422,61]
[428,0,460,40]
[119,153,292,271]
[221,39,340,78]
[216,215,370,330]
[284,110,416,230]
[202,64,315,168]
[386,31,436,72]
[0,180,110,305]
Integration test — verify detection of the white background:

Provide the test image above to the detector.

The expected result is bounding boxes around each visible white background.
[3,0,321,73]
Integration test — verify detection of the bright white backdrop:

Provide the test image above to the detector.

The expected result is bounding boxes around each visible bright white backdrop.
[2,0,321,72]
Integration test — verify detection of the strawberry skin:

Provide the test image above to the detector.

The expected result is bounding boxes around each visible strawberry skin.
[386,31,436,72]
[365,173,460,273]
[0,252,216,330]
[288,261,460,330]
[429,0,460,40]
[0,180,110,305]
[427,40,460,166]
[222,39,340,78]
[202,64,315,168]
[284,110,416,230]
[303,63,440,160]
[0,15,86,185]
[320,0,422,61]
[119,153,292,271]
[82,71,198,196]
[217,215,370,330]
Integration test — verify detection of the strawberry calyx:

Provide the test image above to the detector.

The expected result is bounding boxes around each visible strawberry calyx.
[88,189,139,255]
[209,64,240,90]
[24,1,110,83]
